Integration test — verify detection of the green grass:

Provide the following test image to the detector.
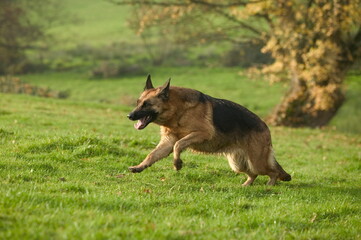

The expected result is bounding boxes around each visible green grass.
[1,68,360,239]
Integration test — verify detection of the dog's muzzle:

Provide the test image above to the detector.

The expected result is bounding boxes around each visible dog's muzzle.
[127,112,136,121]
[127,110,157,130]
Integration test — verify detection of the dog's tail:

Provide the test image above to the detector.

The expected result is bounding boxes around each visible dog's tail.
[269,148,291,181]
[275,160,291,181]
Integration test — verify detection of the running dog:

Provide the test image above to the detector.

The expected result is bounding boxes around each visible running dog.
[127,75,291,186]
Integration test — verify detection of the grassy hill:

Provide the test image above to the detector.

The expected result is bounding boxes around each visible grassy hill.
[1,68,360,239]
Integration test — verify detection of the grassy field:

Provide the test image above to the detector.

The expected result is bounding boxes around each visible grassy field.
[1,68,360,239]
[2,0,361,239]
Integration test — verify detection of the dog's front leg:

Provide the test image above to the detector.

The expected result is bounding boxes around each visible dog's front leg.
[173,132,211,171]
[129,136,176,173]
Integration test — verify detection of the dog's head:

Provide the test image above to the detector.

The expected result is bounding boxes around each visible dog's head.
[128,75,170,130]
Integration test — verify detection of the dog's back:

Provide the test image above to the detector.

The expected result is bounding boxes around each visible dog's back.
[202,93,267,134]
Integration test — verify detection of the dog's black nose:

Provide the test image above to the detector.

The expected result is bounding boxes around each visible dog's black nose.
[127,113,134,120]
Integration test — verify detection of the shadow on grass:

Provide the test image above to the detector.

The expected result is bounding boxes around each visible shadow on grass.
[286,182,361,198]
[166,169,361,201]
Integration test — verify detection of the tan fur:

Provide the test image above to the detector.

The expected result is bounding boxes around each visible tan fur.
[128,79,291,186]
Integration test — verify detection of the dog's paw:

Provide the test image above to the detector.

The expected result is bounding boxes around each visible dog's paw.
[173,159,183,171]
[128,166,144,173]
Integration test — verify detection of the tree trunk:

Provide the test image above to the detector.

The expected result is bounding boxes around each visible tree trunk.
[267,74,345,128]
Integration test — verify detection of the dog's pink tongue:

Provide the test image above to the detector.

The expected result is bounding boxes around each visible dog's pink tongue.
[134,118,145,130]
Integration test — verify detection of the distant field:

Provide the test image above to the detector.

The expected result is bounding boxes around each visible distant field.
[28,0,145,70]
[329,75,361,134]
[20,67,361,134]
[19,68,285,114]
[47,0,137,49]
[1,68,360,239]
[31,0,239,70]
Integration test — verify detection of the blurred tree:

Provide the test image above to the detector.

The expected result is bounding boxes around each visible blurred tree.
[111,0,361,127]
[0,0,61,75]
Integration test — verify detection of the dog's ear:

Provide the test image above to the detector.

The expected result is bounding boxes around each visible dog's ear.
[144,74,154,90]
[158,78,171,100]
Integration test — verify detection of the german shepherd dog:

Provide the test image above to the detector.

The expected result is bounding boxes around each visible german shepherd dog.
[127,75,291,186]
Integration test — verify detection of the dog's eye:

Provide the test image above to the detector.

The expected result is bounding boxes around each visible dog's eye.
[142,101,151,108]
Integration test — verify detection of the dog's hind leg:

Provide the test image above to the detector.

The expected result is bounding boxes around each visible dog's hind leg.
[225,150,258,186]
[242,173,258,186]
[267,172,278,186]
